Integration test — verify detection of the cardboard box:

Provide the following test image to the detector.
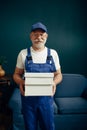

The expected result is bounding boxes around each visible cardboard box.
[24,73,54,96]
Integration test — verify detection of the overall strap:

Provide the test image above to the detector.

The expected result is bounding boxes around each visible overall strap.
[46,48,52,64]
[27,48,31,57]
[46,48,56,72]
[26,48,33,63]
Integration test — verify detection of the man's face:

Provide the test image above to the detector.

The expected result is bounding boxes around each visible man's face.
[30,29,48,49]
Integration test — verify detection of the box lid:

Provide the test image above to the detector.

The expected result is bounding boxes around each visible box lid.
[25,73,54,78]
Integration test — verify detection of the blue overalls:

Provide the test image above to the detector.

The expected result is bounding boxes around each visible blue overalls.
[21,48,56,130]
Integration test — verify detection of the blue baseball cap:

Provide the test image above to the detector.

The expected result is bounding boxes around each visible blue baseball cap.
[31,22,47,33]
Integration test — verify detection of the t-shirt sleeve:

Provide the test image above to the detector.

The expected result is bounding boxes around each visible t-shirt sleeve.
[51,49,61,71]
[16,51,24,69]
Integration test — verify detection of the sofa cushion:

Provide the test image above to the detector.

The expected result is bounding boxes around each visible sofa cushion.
[55,97,87,114]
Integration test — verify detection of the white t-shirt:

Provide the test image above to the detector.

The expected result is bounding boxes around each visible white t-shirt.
[16,46,61,71]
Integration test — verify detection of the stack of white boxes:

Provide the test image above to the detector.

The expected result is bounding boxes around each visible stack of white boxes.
[25,73,54,96]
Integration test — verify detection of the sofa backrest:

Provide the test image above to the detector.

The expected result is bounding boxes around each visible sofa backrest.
[54,74,87,97]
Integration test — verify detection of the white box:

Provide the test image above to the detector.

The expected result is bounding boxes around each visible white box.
[24,73,54,96]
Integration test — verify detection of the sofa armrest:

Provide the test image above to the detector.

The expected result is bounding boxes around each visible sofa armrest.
[82,87,87,99]
[53,101,58,114]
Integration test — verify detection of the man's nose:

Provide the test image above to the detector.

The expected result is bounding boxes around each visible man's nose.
[36,35,42,39]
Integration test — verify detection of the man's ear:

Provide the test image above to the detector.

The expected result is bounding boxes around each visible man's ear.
[30,32,32,39]
[46,33,48,38]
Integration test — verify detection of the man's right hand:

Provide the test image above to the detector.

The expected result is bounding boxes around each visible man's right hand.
[19,82,25,96]
[13,67,25,95]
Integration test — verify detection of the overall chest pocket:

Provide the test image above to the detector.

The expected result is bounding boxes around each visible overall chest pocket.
[26,63,53,72]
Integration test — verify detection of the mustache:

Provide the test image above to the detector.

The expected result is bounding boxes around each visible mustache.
[34,39,43,42]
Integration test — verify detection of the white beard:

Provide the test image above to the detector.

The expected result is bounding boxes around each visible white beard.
[32,38,47,49]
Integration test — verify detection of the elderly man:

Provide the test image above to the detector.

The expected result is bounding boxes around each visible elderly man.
[13,22,62,130]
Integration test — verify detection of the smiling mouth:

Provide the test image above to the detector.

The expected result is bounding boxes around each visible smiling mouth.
[35,41,42,43]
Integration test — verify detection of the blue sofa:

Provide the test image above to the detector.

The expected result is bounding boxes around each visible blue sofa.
[9,74,87,130]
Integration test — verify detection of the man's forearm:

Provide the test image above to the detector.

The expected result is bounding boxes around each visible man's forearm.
[52,71,62,96]
[53,68,62,86]
[13,74,24,86]
[53,73,62,85]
